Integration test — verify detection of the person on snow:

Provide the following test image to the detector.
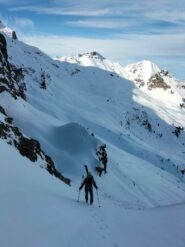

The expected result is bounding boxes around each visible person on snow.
[79,172,98,204]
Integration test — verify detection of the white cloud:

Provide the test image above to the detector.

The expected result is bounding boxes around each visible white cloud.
[21,33,185,59]
[14,17,34,28]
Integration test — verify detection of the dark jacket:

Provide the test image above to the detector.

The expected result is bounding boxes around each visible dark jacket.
[79,175,98,190]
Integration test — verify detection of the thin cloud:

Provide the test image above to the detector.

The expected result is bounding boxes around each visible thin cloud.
[67,19,137,29]
[9,6,114,17]
[0,16,34,35]
[146,11,185,24]
[0,0,35,5]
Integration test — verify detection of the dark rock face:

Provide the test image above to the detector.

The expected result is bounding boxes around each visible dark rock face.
[173,126,184,137]
[96,144,108,176]
[0,33,26,99]
[0,105,7,115]
[0,105,70,185]
[0,33,8,60]
[40,72,47,89]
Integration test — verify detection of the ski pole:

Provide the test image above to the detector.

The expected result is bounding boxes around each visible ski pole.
[77,175,84,202]
[96,189,101,208]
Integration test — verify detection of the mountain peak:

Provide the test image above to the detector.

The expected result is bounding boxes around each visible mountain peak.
[78,51,105,60]
[125,60,160,84]
[0,20,18,40]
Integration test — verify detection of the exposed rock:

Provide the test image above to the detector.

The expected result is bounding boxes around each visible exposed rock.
[0,33,26,99]
[126,108,153,133]
[0,105,7,115]
[96,144,108,176]
[148,72,171,90]
[172,126,184,137]
[40,71,47,89]
[71,68,80,76]
[180,103,185,109]
[12,31,18,40]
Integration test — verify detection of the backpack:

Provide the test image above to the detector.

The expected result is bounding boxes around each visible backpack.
[85,176,93,188]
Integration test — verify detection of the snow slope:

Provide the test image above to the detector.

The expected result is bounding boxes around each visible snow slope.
[1,23,185,247]
[1,140,185,247]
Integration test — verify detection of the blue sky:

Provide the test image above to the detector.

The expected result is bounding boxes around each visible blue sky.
[0,0,185,79]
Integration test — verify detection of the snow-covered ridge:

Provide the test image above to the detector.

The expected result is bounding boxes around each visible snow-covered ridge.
[55,52,184,91]
[55,52,162,83]
[55,51,126,77]
[0,20,17,40]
